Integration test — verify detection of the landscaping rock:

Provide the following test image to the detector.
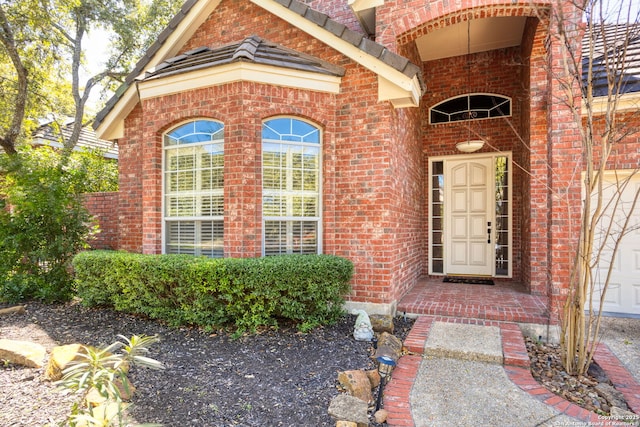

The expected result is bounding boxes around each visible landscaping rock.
[365,369,381,389]
[45,344,88,381]
[337,370,373,403]
[335,421,357,427]
[370,315,394,334]
[373,332,403,362]
[0,339,46,368]
[0,305,26,316]
[596,383,629,410]
[373,408,389,423]
[328,394,369,426]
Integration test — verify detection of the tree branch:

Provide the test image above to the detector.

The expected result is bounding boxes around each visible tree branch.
[0,4,28,155]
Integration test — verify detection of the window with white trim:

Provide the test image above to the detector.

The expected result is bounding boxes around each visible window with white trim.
[262,117,321,255]
[163,120,224,257]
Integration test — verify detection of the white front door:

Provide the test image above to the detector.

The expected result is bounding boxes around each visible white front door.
[444,158,494,276]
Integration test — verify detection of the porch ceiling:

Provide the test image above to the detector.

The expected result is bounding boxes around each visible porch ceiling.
[416,17,527,62]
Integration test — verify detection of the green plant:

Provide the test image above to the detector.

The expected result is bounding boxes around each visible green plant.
[73,251,354,334]
[0,146,97,303]
[59,334,164,427]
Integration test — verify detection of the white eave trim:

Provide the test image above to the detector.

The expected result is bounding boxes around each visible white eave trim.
[378,75,423,108]
[95,0,420,140]
[251,0,420,107]
[94,0,223,140]
[583,91,640,115]
[95,89,136,140]
[143,0,223,76]
[137,62,342,100]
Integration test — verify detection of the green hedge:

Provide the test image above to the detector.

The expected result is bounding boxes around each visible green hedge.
[72,251,353,333]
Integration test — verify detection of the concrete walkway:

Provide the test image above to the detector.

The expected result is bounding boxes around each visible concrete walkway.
[383,316,640,427]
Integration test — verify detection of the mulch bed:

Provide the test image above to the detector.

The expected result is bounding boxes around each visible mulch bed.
[0,301,413,426]
[525,336,632,416]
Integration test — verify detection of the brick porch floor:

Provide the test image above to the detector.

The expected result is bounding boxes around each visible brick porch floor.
[396,277,551,324]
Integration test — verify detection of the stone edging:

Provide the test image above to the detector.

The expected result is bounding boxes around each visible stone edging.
[384,316,640,427]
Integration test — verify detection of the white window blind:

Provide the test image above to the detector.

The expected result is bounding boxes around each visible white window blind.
[262,118,321,255]
[164,120,224,257]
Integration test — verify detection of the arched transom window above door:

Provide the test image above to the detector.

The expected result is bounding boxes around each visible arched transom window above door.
[430,93,511,124]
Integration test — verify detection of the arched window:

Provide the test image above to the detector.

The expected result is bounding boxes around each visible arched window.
[262,117,321,255]
[163,120,224,257]
[430,93,511,124]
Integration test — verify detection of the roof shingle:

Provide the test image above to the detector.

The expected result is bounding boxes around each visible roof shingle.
[142,35,346,81]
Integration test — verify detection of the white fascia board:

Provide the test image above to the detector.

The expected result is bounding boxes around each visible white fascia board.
[251,0,419,107]
[137,62,342,100]
[583,91,640,115]
[95,89,135,140]
[378,75,422,108]
[95,0,223,140]
[141,0,223,75]
[348,0,384,13]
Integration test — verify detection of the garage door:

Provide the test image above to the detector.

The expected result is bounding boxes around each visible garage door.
[590,172,640,316]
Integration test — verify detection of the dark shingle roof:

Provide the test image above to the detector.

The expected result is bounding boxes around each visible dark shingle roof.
[93,0,424,133]
[582,23,640,96]
[143,35,346,81]
[270,0,423,80]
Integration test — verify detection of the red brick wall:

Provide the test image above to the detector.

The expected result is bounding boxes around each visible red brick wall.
[420,47,527,282]
[388,41,426,302]
[384,2,584,322]
[111,0,593,316]
[302,0,363,33]
[83,192,119,250]
[545,5,585,322]
[116,0,416,307]
[590,111,640,169]
[522,16,551,298]
[117,104,144,252]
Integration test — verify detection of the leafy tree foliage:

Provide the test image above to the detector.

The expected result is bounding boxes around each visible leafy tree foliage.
[0,0,178,301]
[0,146,99,302]
[0,0,181,155]
[70,149,118,192]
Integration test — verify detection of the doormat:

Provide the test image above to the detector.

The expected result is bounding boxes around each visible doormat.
[443,276,495,286]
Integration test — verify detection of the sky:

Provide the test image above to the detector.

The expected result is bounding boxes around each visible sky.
[82,28,112,113]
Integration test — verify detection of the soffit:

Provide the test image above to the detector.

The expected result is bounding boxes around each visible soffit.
[416,17,527,62]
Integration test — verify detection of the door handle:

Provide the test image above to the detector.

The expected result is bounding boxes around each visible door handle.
[487,221,492,244]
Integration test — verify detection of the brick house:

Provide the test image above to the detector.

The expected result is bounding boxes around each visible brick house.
[92,0,640,322]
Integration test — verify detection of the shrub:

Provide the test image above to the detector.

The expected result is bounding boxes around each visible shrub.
[0,147,97,303]
[73,251,353,333]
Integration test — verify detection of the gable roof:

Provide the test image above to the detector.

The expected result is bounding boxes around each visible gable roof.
[93,0,425,140]
[143,35,346,81]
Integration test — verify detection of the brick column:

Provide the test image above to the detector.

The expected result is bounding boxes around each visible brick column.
[546,5,584,322]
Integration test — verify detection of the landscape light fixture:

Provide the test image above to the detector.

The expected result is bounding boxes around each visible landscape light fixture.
[375,355,397,411]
